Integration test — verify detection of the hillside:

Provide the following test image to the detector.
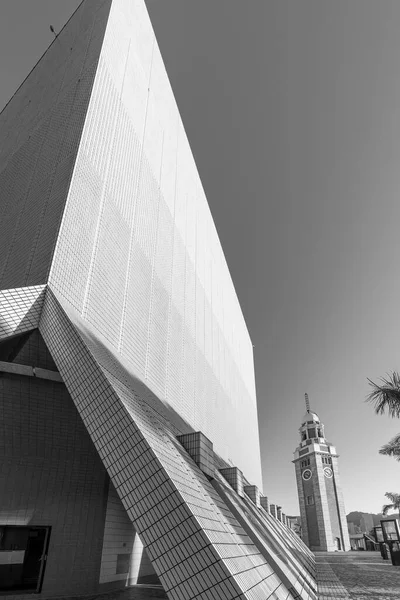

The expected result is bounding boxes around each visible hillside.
[347,511,399,527]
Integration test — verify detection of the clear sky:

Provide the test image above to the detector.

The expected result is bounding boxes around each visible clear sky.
[1,0,400,516]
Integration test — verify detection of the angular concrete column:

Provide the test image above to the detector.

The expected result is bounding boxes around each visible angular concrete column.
[219,467,244,496]
[244,485,260,507]
[177,431,215,478]
[260,496,269,513]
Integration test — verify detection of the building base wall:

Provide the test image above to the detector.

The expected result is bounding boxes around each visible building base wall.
[0,370,109,597]
[99,482,160,586]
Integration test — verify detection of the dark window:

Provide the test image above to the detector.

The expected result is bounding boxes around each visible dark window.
[116,553,130,575]
[306,495,314,505]
[0,525,51,593]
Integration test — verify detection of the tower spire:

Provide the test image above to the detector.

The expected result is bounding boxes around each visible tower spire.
[305,393,310,413]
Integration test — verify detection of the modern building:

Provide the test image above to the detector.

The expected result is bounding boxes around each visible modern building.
[349,533,379,552]
[286,516,302,536]
[0,1,317,598]
[293,394,351,552]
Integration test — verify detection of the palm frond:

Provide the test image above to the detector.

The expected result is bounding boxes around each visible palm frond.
[384,492,400,506]
[382,503,394,516]
[379,434,400,460]
[366,372,400,418]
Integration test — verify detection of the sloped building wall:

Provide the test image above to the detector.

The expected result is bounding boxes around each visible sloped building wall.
[49,0,262,488]
[0,1,319,598]
[0,0,112,290]
[39,293,295,600]
[0,288,316,599]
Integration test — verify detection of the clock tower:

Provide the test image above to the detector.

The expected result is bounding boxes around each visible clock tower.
[293,394,350,551]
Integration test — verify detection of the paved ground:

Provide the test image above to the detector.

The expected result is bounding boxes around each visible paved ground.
[53,552,400,600]
[315,551,400,600]
[56,585,168,600]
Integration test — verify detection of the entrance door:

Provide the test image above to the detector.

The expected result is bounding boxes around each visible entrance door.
[335,537,342,551]
[0,526,51,593]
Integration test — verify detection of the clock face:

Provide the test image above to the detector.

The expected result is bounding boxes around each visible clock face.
[302,469,312,481]
[324,467,333,478]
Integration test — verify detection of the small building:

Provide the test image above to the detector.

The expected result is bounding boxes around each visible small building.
[287,516,302,536]
[349,533,379,552]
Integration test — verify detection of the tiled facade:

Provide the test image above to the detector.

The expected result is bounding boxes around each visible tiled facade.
[0,0,317,598]
[48,0,261,485]
[39,291,309,599]
[0,0,113,291]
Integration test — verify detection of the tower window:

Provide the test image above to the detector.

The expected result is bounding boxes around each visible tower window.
[306,495,314,505]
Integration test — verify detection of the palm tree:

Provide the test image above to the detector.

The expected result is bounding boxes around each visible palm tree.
[379,433,400,461]
[382,492,400,516]
[367,372,400,418]
[367,372,400,459]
